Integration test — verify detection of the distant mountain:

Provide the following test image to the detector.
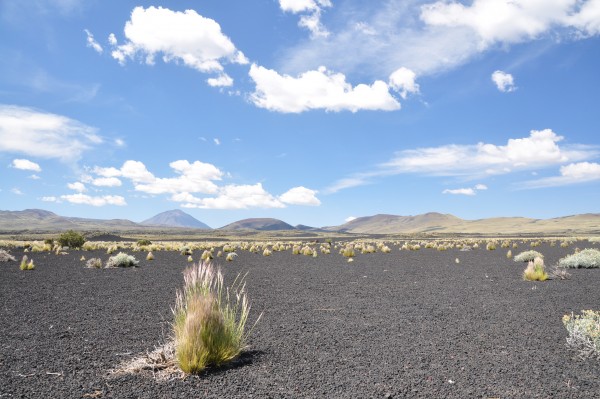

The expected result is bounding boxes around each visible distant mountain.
[141,210,211,229]
[0,209,139,231]
[219,218,295,231]
[295,224,329,233]
[326,212,600,235]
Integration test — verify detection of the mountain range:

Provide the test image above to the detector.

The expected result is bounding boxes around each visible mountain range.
[0,209,599,235]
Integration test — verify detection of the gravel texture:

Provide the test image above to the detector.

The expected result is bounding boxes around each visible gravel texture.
[1,242,599,398]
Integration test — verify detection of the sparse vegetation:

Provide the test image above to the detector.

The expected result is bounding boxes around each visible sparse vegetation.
[105,252,139,268]
[0,249,16,262]
[58,230,86,249]
[86,258,103,269]
[559,248,600,268]
[147,252,155,261]
[20,255,35,270]
[173,261,260,374]
[514,250,544,263]
[523,257,548,281]
[563,310,600,360]
[137,239,152,246]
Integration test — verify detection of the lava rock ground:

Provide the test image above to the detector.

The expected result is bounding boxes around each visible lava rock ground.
[1,242,599,398]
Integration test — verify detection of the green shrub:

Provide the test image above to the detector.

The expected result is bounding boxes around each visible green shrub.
[0,249,16,262]
[173,262,260,374]
[58,230,85,248]
[85,258,103,269]
[105,252,139,268]
[137,239,152,246]
[559,248,600,268]
[514,250,544,263]
[563,310,600,360]
[486,242,496,251]
[523,257,548,281]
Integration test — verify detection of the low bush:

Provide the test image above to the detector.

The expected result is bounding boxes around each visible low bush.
[0,249,16,262]
[173,261,260,374]
[563,310,600,360]
[105,252,139,268]
[85,258,103,269]
[559,248,600,268]
[514,250,544,263]
[523,257,548,281]
[58,230,85,249]
[137,239,152,246]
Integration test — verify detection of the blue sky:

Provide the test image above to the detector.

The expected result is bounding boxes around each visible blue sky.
[1,0,599,229]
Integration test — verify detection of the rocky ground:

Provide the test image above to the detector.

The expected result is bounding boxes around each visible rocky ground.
[1,242,599,398]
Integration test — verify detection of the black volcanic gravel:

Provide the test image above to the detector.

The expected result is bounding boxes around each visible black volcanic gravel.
[1,243,599,398]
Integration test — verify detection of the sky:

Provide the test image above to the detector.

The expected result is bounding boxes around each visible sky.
[1,0,599,229]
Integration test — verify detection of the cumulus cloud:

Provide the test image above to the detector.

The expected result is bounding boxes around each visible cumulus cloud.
[179,183,285,210]
[0,105,102,162]
[442,183,487,196]
[389,67,420,99]
[84,29,103,53]
[279,0,332,38]
[522,162,600,188]
[11,159,41,172]
[383,129,595,177]
[249,64,400,113]
[326,129,598,193]
[207,74,234,87]
[491,70,516,92]
[92,177,122,187]
[110,6,247,84]
[279,186,321,206]
[61,194,127,206]
[41,196,59,202]
[67,182,86,192]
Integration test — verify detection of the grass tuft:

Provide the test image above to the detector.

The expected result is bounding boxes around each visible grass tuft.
[523,257,548,281]
[173,261,260,374]
[20,255,35,270]
[85,258,103,269]
[105,252,139,268]
[513,250,544,263]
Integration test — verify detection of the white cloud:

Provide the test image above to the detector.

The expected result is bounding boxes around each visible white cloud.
[92,177,122,187]
[84,29,103,53]
[114,138,126,147]
[67,182,86,192]
[213,138,221,145]
[249,64,400,113]
[279,0,332,38]
[389,67,420,99]
[383,129,595,177]
[0,104,102,162]
[29,174,40,180]
[345,216,357,222]
[108,33,117,46]
[326,129,598,193]
[110,6,247,85]
[93,166,121,178]
[61,193,127,206]
[523,162,600,188]
[11,158,41,172]
[279,186,321,206]
[11,188,23,195]
[279,0,600,89]
[443,188,476,196]
[41,196,59,202]
[207,74,234,87]
[491,70,516,92]
[179,183,285,210]
[443,183,488,196]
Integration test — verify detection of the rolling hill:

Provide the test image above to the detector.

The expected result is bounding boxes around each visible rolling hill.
[219,218,295,231]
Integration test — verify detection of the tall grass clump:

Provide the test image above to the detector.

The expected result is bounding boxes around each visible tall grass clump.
[105,252,139,268]
[523,257,548,281]
[173,261,260,374]
[86,258,103,269]
[514,250,544,263]
[0,249,16,262]
[559,248,600,268]
[563,310,600,360]
[20,255,35,270]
